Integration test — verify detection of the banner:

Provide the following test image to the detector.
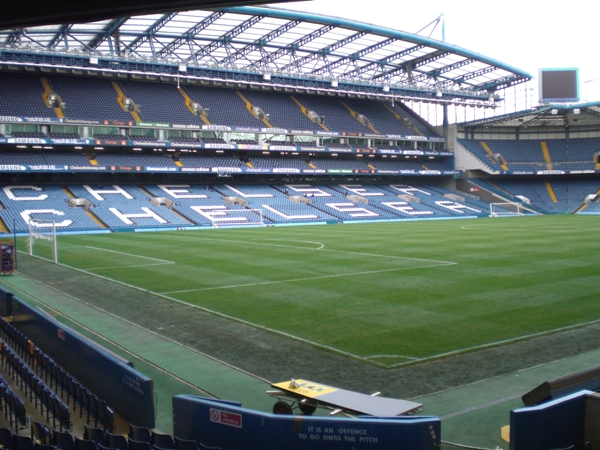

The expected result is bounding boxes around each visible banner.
[0,240,15,275]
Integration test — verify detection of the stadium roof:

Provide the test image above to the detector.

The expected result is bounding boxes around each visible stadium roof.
[0,6,532,104]
[459,101,600,129]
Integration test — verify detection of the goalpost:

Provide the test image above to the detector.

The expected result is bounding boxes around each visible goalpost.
[28,219,58,263]
[212,209,266,228]
[489,202,523,217]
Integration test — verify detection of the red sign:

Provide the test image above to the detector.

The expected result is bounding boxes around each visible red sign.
[210,408,242,428]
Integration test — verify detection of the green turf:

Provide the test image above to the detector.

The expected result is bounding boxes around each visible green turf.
[23,214,600,368]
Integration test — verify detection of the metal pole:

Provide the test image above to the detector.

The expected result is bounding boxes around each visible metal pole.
[13,219,17,270]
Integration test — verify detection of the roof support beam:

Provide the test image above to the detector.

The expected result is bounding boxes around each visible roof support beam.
[345,44,427,79]
[254,24,334,69]
[411,58,475,83]
[311,37,394,76]
[47,24,72,49]
[220,19,301,65]
[127,12,178,55]
[5,29,25,45]
[87,17,129,51]
[279,31,367,72]
[156,11,225,59]
[188,15,264,62]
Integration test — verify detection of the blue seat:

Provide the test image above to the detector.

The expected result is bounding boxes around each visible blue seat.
[105,434,127,450]
[128,440,152,450]
[30,421,51,445]
[53,430,75,450]
[128,426,151,443]
[0,427,14,450]
[84,425,106,446]
[151,433,173,450]
[74,437,98,450]
[14,435,35,450]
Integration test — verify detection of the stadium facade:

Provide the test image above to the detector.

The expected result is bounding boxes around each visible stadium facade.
[1,5,600,450]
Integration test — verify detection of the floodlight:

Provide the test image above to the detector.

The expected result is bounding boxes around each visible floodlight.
[573,108,580,114]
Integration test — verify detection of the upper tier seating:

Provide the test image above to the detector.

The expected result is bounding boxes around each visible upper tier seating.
[0,72,441,138]
[118,81,202,125]
[0,73,53,118]
[240,90,324,132]
[459,138,600,172]
[46,76,133,122]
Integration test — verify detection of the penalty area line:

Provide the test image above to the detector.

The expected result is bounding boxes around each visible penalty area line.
[32,258,374,365]
[157,234,456,265]
[84,246,175,264]
[160,261,457,295]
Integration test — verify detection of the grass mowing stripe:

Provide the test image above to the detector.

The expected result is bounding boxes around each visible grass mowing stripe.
[39,215,600,368]
[84,246,176,264]
[161,261,456,294]
[21,252,373,364]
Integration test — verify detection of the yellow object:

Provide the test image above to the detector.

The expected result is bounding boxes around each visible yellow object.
[112,82,142,122]
[41,77,65,118]
[545,181,558,203]
[272,379,338,399]
[289,96,329,131]
[540,141,553,170]
[340,100,379,134]
[481,141,509,171]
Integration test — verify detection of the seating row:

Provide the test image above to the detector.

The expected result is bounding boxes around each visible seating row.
[0,317,114,433]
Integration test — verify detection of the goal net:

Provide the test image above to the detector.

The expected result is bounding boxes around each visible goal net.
[490,202,523,217]
[211,208,265,228]
[28,219,58,263]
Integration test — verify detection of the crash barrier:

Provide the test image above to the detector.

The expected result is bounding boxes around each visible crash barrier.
[521,364,600,406]
[173,395,441,450]
[510,390,600,450]
[0,285,155,428]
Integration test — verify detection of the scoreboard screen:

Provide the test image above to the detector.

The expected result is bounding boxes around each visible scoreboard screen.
[539,68,579,103]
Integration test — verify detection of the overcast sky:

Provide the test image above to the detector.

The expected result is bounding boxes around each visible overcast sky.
[269,0,600,104]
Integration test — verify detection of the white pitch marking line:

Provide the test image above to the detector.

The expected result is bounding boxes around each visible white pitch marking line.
[86,263,175,271]
[160,262,456,295]
[160,234,455,265]
[365,354,420,361]
[259,238,325,250]
[24,258,370,363]
[84,246,175,264]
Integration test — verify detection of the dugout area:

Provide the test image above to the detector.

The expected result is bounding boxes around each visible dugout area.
[2,253,600,448]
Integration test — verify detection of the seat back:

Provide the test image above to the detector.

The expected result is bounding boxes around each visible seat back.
[151,433,174,450]
[106,434,128,450]
[129,425,151,443]
[54,430,75,450]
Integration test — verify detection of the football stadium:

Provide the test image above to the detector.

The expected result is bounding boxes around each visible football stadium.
[0,1,599,449]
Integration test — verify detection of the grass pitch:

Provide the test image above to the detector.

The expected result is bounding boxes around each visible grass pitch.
[26,214,600,368]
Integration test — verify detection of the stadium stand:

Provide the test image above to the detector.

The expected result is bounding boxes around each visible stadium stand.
[46,75,134,123]
[2,6,600,448]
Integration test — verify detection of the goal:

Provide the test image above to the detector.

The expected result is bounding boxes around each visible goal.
[489,202,523,217]
[28,219,58,263]
[212,208,266,228]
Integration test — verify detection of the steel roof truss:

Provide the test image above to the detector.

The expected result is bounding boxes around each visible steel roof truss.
[156,11,225,59]
[87,17,129,51]
[411,58,475,83]
[311,37,395,76]
[220,19,301,65]
[279,31,366,72]
[188,14,264,62]
[47,24,72,49]
[127,13,178,54]
[255,24,334,69]
[346,43,426,79]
